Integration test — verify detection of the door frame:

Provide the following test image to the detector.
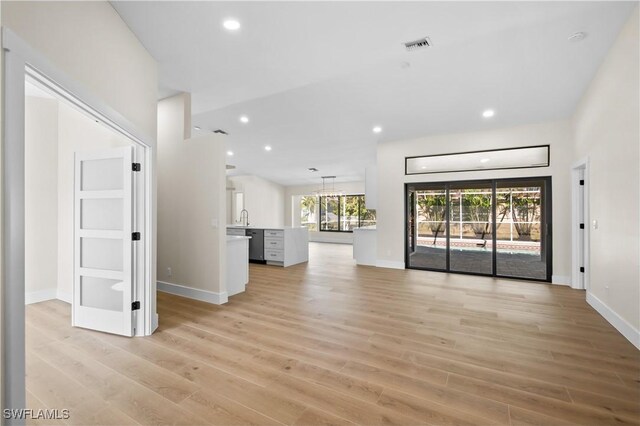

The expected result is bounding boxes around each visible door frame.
[2,28,156,413]
[571,157,590,290]
[405,176,553,282]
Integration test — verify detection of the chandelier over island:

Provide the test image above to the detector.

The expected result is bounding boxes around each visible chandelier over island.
[314,176,345,197]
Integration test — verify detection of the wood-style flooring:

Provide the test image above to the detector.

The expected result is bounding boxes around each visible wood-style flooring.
[26,242,640,425]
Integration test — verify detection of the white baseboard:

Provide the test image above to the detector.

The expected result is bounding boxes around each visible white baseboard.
[157,280,228,305]
[552,275,572,286]
[56,290,72,304]
[375,260,405,270]
[152,313,159,333]
[587,291,640,350]
[25,288,57,305]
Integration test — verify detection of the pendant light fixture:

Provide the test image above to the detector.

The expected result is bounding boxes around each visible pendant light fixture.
[314,176,344,197]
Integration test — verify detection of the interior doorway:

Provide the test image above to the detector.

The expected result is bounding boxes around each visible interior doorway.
[3,29,155,414]
[405,177,552,282]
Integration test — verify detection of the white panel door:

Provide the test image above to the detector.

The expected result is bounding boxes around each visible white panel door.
[73,147,135,336]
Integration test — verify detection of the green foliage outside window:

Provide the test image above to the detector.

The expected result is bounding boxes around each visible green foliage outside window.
[300,194,376,232]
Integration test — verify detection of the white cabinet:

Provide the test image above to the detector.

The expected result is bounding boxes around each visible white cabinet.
[264,237,284,250]
[353,227,377,266]
[227,226,308,267]
[264,229,284,238]
[265,249,284,262]
[226,236,249,296]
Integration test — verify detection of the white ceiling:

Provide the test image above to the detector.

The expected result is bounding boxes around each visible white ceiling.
[112,1,635,186]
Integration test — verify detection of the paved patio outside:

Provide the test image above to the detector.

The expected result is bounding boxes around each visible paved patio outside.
[409,245,547,280]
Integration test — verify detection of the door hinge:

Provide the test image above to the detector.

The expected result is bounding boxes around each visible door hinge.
[132,163,141,172]
[579,223,585,229]
[580,267,585,273]
[579,179,584,186]
[132,301,141,310]
[132,232,141,241]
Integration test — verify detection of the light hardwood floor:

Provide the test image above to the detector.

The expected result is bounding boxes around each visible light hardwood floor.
[26,243,639,425]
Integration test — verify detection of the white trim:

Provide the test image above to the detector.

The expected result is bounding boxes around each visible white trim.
[551,275,572,286]
[158,281,229,305]
[152,313,159,333]
[587,292,640,350]
[56,290,72,304]
[376,260,406,270]
[24,289,57,305]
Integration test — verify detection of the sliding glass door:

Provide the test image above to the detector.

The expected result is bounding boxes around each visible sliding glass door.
[448,182,494,275]
[407,184,447,271]
[406,177,552,282]
[495,180,549,280]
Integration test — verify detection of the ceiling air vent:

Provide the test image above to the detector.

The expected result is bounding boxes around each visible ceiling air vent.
[404,37,432,52]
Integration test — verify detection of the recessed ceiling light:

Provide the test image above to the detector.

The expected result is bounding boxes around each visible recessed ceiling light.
[568,32,586,42]
[227,151,234,156]
[264,145,272,151]
[239,115,249,124]
[223,19,241,31]
[482,109,495,118]
[193,126,201,131]
[373,126,382,133]
[480,158,490,163]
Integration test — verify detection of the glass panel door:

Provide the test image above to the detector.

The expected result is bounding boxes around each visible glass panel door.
[74,147,135,336]
[448,182,493,275]
[405,177,552,282]
[407,184,447,271]
[495,179,550,281]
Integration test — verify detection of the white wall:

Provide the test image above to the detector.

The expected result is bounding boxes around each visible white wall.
[157,94,227,302]
[25,97,58,303]
[376,120,573,279]
[227,175,285,228]
[285,181,366,244]
[573,8,639,342]
[1,1,158,139]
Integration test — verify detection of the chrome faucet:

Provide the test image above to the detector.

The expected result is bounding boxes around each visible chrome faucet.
[239,209,249,227]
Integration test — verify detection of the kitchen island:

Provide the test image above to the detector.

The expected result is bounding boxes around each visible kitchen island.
[227,226,309,267]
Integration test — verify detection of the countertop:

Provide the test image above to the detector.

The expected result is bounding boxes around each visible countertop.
[227,225,308,230]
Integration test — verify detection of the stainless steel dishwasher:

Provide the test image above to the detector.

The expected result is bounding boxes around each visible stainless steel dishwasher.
[246,229,265,263]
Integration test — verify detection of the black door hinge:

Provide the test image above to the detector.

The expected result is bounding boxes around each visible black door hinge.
[132,163,141,172]
[132,232,141,241]
[580,267,585,273]
[579,179,584,185]
[132,301,140,310]
[579,223,585,229]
